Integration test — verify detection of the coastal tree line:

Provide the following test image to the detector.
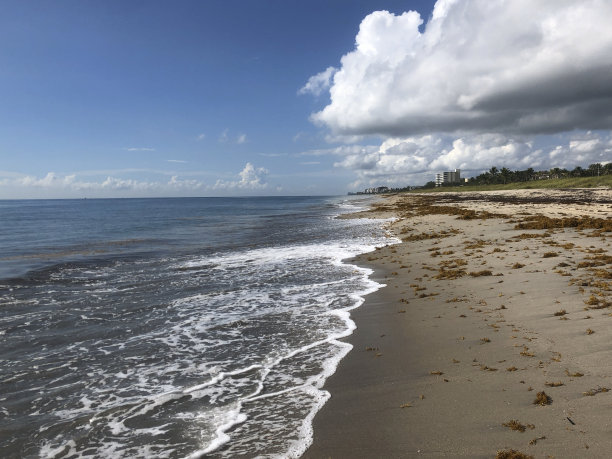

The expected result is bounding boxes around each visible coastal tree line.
[425,163,611,188]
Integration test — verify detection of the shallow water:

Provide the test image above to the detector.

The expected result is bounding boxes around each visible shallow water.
[0,196,392,458]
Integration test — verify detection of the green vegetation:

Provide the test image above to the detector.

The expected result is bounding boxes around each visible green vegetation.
[469,164,611,185]
[357,163,611,194]
[416,171,612,193]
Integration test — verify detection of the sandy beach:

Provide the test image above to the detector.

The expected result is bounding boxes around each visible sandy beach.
[305,188,612,458]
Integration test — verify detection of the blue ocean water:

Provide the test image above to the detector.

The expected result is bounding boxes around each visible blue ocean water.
[0,196,393,458]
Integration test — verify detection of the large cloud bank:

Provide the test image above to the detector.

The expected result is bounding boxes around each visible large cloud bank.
[330,131,612,188]
[0,163,269,198]
[304,0,612,137]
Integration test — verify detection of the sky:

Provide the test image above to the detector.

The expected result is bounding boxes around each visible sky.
[1,0,611,199]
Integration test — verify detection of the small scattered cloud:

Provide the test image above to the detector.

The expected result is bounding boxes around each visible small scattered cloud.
[259,153,287,158]
[0,162,277,198]
[197,133,206,141]
[168,176,205,190]
[167,159,187,163]
[298,144,379,157]
[213,162,269,191]
[299,161,321,165]
[99,176,157,191]
[219,129,247,144]
[0,172,159,193]
[298,66,337,97]
[219,129,229,143]
[124,147,156,152]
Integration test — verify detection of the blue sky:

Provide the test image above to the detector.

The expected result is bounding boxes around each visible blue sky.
[1,0,610,198]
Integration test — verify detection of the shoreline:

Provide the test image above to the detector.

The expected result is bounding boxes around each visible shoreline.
[305,188,611,458]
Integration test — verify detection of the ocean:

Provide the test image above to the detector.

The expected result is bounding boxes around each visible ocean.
[0,196,393,458]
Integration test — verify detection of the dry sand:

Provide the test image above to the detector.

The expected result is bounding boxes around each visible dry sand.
[305,188,611,459]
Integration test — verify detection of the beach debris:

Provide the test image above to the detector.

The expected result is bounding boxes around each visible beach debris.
[506,366,518,372]
[480,365,498,371]
[502,419,534,432]
[515,214,612,233]
[429,370,444,375]
[544,381,564,387]
[542,252,559,258]
[567,417,576,425]
[584,295,600,306]
[520,347,535,357]
[550,352,562,362]
[434,268,466,279]
[399,403,412,408]
[533,391,552,406]
[583,386,610,396]
[565,369,584,377]
[469,270,493,277]
[586,328,595,335]
[554,309,567,316]
[480,337,491,343]
[529,435,546,445]
[495,449,534,459]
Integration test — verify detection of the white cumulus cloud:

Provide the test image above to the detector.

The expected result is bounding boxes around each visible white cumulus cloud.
[308,1,612,137]
[214,163,269,191]
[333,131,612,188]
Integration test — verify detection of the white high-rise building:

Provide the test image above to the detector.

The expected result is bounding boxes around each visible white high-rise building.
[435,169,461,186]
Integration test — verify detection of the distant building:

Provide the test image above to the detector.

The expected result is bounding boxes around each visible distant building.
[363,186,389,194]
[435,169,461,186]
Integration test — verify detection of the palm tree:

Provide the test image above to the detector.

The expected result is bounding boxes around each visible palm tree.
[500,167,512,184]
[588,163,602,176]
[572,166,585,177]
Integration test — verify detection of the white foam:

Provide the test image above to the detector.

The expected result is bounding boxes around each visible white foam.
[184,364,263,395]
[185,409,247,458]
[39,439,77,458]
[27,202,399,459]
[176,231,393,274]
[197,260,388,457]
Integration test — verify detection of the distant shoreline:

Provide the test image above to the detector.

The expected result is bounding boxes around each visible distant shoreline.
[305,188,611,458]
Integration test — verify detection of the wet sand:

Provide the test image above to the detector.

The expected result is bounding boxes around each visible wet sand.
[305,188,612,458]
